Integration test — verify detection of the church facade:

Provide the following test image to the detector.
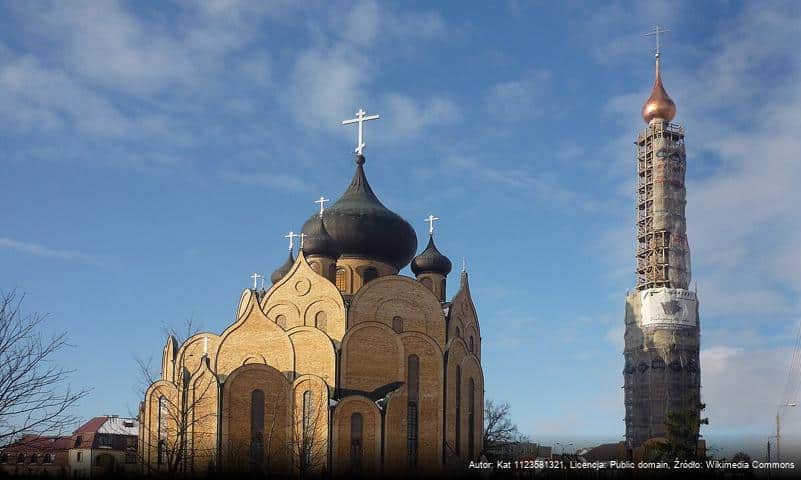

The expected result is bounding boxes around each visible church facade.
[139,145,484,476]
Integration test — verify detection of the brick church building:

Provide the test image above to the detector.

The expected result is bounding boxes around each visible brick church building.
[139,117,485,476]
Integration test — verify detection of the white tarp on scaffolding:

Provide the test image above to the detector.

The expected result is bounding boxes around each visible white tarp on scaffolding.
[639,287,697,328]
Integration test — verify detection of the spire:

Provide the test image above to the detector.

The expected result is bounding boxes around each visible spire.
[642,25,676,124]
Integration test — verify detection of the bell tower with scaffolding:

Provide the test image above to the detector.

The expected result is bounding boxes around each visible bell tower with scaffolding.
[623,26,702,452]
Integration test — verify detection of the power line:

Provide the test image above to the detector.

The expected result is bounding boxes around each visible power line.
[778,319,801,420]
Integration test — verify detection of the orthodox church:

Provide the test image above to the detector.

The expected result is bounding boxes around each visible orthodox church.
[139,116,484,476]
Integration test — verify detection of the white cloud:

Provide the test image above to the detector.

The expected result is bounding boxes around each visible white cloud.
[219,170,309,192]
[383,94,459,138]
[0,237,94,262]
[486,71,551,120]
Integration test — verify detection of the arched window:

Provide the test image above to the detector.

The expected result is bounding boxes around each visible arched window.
[43,454,52,464]
[420,277,433,291]
[0,453,8,464]
[301,390,313,469]
[315,311,327,332]
[407,355,420,467]
[17,453,24,464]
[392,316,403,333]
[350,413,363,469]
[276,315,286,329]
[455,327,461,338]
[469,336,474,353]
[157,396,167,465]
[335,268,347,292]
[30,453,38,464]
[250,389,265,470]
[455,366,461,455]
[362,267,378,284]
[468,378,476,459]
[328,264,337,281]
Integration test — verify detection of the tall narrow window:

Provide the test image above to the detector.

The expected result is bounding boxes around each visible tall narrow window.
[469,336,475,353]
[455,327,461,338]
[362,267,378,284]
[468,378,476,459]
[455,366,461,455]
[302,390,313,469]
[328,264,336,281]
[350,413,363,469]
[392,316,403,333]
[407,355,420,468]
[315,311,327,332]
[336,268,347,292]
[157,396,167,465]
[250,389,265,470]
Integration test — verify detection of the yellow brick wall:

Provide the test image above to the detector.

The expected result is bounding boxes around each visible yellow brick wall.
[340,322,403,392]
[221,363,291,474]
[288,327,335,386]
[331,397,381,475]
[349,275,446,347]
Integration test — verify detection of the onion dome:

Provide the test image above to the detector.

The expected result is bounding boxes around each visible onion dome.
[270,251,295,285]
[301,214,340,258]
[642,56,676,124]
[300,155,417,270]
[411,235,452,276]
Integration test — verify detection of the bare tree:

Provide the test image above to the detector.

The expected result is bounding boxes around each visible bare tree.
[289,390,328,478]
[0,290,89,445]
[136,316,217,478]
[483,399,519,455]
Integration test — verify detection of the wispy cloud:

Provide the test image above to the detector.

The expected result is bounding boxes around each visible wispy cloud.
[485,71,551,121]
[443,154,604,212]
[219,171,309,192]
[0,237,94,262]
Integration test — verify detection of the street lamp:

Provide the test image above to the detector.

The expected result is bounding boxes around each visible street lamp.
[776,402,797,463]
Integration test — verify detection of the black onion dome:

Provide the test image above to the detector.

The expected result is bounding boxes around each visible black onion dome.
[301,214,340,258]
[411,235,452,276]
[270,251,295,284]
[303,155,417,270]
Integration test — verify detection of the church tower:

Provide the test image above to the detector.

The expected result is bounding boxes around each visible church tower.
[623,28,702,452]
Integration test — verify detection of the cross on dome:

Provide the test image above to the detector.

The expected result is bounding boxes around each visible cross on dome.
[644,24,670,58]
[342,108,380,156]
[299,232,307,249]
[285,231,300,251]
[315,196,330,215]
[425,214,440,236]
[250,272,263,289]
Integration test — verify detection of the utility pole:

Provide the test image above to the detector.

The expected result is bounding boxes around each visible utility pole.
[776,402,798,463]
[776,412,781,463]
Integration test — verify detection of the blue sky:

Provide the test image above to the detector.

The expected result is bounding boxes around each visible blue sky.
[2,0,800,456]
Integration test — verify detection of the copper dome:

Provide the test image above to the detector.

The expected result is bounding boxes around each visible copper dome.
[641,57,676,124]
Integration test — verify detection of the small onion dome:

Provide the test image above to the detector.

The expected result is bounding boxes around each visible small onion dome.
[301,214,340,258]
[411,235,452,276]
[301,155,417,270]
[641,57,676,124]
[270,251,295,285]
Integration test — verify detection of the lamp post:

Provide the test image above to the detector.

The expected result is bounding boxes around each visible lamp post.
[776,402,797,463]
